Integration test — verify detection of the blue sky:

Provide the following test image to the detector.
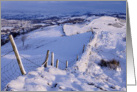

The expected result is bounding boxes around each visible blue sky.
[1,1,126,17]
[1,1,126,11]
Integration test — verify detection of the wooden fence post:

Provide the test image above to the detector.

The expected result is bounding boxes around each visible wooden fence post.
[66,60,68,68]
[9,35,26,75]
[56,59,59,68]
[43,50,50,67]
[90,36,92,42]
[77,55,79,61]
[91,27,93,32]
[89,51,91,55]
[51,52,54,66]
[82,44,85,53]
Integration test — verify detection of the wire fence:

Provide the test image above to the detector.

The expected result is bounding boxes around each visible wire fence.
[1,34,88,91]
[1,58,22,91]
[1,28,92,91]
[1,53,43,90]
[1,50,79,91]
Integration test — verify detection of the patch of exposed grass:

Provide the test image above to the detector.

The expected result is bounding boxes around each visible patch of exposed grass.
[99,59,120,70]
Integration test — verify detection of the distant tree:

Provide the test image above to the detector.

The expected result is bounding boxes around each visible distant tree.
[21,35,27,47]
[22,28,25,34]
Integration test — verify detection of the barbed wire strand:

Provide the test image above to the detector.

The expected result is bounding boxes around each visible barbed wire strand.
[1,50,13,57]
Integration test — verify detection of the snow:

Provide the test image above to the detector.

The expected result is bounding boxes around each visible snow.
[1,25,92,69]
[5,66,126,91]
[1,16,126,91]
[1,27,14,30]
[28,25,64,38]
[33,23,46,26]
[63,23,92,36]
[1,24,92,90]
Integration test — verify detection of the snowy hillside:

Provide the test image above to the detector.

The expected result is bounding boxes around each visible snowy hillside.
[1,16,126,91]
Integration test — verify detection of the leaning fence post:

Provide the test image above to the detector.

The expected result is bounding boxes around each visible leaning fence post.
[66,60,68,68]
[51,52,54,66]
[9,35,26,75]
[43,50,50,67]
[56,59,59,68]
[82,44,85,53]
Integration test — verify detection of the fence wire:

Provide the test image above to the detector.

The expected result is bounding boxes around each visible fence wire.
[1,58,22,91]
[1,54,44,90]
[1,50,81,91]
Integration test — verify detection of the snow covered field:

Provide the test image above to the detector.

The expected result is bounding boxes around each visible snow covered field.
[1,16,126,91]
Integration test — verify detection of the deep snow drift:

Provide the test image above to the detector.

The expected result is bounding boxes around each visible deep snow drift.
[2,16,126,91]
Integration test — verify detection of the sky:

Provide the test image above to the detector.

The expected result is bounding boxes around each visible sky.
[1,1,126,12]
[1,1,126,19]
